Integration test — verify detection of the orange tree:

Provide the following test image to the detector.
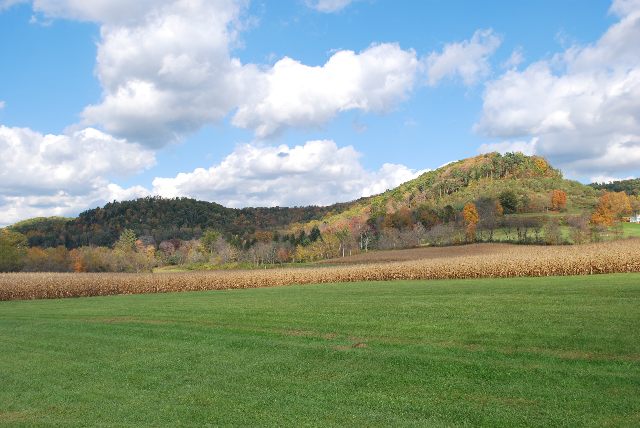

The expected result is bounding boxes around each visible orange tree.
[550,190,567,211]
[462,202,479,242]
[591,192,632,226]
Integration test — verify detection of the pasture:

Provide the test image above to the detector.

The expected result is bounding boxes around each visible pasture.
[1,274,639,426]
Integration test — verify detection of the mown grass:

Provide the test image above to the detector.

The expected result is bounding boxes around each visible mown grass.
[623,222,640,238]
[1,274,639,426]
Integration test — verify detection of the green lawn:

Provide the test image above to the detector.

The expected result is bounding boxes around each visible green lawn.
[1,275,640,427]
[623,222,640,238]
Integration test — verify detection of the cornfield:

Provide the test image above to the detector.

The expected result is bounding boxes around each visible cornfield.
[2,240,640,301]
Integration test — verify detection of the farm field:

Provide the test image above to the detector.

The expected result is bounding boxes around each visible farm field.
[2,239,640,301]
[1,274,639,426]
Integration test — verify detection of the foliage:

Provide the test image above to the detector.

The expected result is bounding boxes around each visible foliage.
[9,197,350,249]
[590,178,640,196]
[462,202,479,242]
[591,192,633,226]
[550,189,567,211]
[0,229,28,272]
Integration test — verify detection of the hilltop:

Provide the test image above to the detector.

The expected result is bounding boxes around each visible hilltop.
[301,152,599,232]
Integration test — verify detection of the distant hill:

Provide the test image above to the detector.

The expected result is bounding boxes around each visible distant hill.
[9,152,603,248]
[9,198,352,249]
[590,178,640,196]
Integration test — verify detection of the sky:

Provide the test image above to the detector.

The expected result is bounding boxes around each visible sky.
[1,0,639,226]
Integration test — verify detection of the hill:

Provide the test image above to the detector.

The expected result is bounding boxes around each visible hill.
[590,178,640,196]
[8,152,602,249]
[9,198,352,249]
[303,152,599,232]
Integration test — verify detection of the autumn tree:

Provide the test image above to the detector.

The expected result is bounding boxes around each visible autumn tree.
[0,229,27,272]
[462,202,479,242]
[550,190,567,211]
[591,192,632,226]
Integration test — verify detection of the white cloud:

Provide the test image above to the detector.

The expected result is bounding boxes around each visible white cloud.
[232,43,420,137]
[152,140,426,207]
[476,0,640,179]
[13,0,420,145]
[306,0,354,13]
[478,138,538,157]
[425,29,502,86]
[0,0,26,10]
[0,125,153,226]
[0,100,5,109]
[75,0,251,147]
[502,47,524,69]
[30,0,173,23]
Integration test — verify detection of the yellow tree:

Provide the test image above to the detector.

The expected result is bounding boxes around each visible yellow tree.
[591,192,632,226]
[463,202,479,242]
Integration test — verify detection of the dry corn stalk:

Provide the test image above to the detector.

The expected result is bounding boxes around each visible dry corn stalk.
[1,240,639,301]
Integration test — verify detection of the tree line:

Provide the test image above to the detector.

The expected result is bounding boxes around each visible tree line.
[2,189,637,273]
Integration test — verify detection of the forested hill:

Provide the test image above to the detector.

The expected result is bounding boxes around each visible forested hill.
[311,151,599,231]
[9,197,352,249]
[590,178,640,196]
[9,152,605,249]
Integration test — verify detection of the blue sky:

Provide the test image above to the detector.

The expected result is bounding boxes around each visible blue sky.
[0,0,638,225]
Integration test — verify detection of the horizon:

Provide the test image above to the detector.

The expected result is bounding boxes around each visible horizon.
[1,0,639,226]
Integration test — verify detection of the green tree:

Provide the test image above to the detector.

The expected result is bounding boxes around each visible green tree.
[200,229,221,255]
[114,229,137,253]
[499,190,519,214]
[0,229,28,272]
[309,225,322,243]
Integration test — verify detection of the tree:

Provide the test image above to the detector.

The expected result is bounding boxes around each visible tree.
[335,228,350,257]
[0,229,28,272]
[550,190,567,211]
[499,190,519,214]
[114,229,137,253]
[309,225,322,243]
[200,229,221,255]
[462,202,479,242]
[591,192,632,226]
[475,197,503,241]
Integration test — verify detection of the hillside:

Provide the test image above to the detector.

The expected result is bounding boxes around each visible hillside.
[304,152,599,232]
[8,152,602,249]
[590,178,640,196]
[10,198,352,249]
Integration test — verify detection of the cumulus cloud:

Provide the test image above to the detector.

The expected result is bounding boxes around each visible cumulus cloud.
[3,0,416,145]
[476,0,640,180]
[232,43,420,137]
[425,29,502,86]
[0,125,153,226]
[478,138,538,157]
[152,140,426,207]
[306,0,354,13]
[75,0,251,147]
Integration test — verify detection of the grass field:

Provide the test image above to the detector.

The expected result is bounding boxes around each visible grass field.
[624,222,640,238]
[1,274,639,426]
